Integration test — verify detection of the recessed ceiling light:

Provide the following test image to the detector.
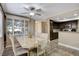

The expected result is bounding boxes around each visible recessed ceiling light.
[74,14,78,16]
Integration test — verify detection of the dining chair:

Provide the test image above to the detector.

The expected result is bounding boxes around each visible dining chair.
[36,37,49,56]
[34,33,49,56]
[8,34,29,56]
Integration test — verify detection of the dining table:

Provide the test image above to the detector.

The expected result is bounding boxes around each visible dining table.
[16,36,39,55]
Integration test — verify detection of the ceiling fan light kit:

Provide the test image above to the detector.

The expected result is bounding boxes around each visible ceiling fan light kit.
[21,5,42,17]
[29,6,35,11]
[29,12,35,16]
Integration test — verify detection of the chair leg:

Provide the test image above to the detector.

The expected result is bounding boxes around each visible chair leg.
[27,50,30,56]
[27,52,29,56]
[29,51,30,56]
[44,50,46,56]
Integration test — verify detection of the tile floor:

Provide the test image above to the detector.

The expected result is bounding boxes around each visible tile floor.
[2,46,77,56]
[49,48,74,56]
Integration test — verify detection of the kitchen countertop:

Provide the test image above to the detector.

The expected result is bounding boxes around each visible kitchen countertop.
[58,31,79,33]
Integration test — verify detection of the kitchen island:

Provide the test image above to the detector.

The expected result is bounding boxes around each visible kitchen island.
[58,31,79,51]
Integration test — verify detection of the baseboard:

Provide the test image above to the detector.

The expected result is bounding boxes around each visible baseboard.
[58,43,79,51]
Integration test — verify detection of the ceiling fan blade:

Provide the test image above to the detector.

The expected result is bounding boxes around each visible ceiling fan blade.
[36,9,42,12]
[35,13,41,16]
[24,7,29,11]
[21,12,28,14]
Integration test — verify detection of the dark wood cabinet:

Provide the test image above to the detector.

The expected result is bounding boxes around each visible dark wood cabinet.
[53,20,77,32]
[50,20,58,41]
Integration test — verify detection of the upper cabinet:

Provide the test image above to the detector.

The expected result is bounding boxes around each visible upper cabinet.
[53,20,78,32]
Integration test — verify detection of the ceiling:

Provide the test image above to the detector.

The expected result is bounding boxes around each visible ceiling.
[1,3,79,22]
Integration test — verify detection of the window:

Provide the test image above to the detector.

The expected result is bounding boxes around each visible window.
[25,20,28,35]
[7,18,13,34]
[6,18,28,37]
[14,19,24,36]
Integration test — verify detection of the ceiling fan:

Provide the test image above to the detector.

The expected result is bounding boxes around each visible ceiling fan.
[21,6,43,16]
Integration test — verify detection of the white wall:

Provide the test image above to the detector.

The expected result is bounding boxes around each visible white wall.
[35,21,48,39]
[35,21,49,50]
[0,7,4,55]
[28,20,35,36]
[6,14,29,21]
